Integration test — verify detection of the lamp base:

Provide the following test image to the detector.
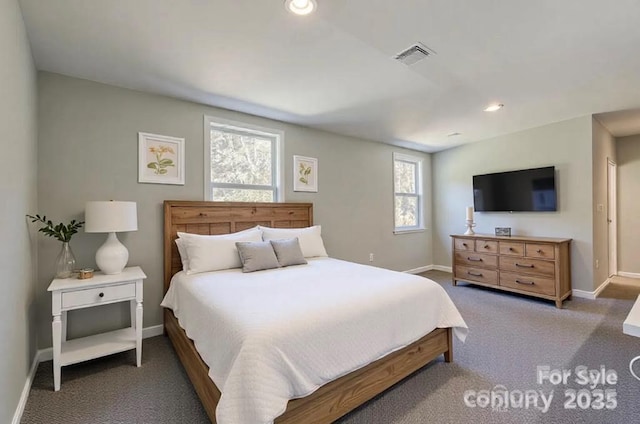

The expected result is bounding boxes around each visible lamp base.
[96,232,129,274]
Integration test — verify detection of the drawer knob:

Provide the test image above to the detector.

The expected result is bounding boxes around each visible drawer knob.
[484,245,489,249]
[462,243,467,247]
[536,249,543,254]
[99,292,104,298]
[508,247,514,251]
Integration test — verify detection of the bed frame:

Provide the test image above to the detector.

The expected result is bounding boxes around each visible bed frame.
[163,200,453,423]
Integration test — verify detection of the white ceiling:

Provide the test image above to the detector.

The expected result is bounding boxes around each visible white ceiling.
[19,0,640,152]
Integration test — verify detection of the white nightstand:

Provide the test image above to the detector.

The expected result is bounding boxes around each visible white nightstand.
[47,266,146,391]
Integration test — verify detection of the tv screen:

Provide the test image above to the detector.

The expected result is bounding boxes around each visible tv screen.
[473,166,557,212]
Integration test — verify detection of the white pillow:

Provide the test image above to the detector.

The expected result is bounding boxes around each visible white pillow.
[260,225,328,258]
[175,238,189,270]
[178,228,263,274]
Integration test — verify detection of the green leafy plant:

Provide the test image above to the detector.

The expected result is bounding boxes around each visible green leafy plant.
[298,162,312,184]
[147,145,175,175]
[27,214,84,242]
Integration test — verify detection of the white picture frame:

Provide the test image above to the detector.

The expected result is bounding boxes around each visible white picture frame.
[293,155,318,192]
[138,132,185,185]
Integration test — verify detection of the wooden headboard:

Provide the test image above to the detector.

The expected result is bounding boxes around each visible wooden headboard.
[163,201,313,294]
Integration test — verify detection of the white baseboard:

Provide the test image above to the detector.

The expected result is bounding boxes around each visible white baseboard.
[404,265,433,274]
[11,347,41,424]
[618,271,640,279]
[13,324,165,424]
[143,324,164,339]
[572,278,611,300]
[403,265,453,274]
[432,265,453,273]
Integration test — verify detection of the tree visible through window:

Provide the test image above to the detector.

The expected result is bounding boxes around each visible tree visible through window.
[394,153,423,231]
[205,117,282,202]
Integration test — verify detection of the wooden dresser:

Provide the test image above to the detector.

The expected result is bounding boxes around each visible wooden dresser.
[451,234,572,308]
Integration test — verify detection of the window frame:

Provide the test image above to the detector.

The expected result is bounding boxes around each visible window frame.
[393,152,425,234]
[203,115,284,202]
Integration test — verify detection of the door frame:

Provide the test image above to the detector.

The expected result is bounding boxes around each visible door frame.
[607,158,617,277]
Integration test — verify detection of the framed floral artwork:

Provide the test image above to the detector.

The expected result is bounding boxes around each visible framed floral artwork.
[293,155,318,192]
[138,132,185,185]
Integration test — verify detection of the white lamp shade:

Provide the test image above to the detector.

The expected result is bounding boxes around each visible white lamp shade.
[85,201,138,233]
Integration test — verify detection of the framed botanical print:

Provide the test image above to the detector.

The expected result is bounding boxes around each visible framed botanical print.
[138,132,185,185]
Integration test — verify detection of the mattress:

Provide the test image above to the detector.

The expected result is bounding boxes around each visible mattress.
[161,257,468,424]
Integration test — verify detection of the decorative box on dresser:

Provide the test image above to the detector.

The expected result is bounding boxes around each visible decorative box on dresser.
[451,234,571,308]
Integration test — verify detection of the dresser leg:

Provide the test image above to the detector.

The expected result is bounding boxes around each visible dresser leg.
[52,315,62,391]
[136,301,143,367]
[555,300,563,309]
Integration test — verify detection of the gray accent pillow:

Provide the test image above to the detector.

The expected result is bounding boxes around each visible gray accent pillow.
[235,241,280,273]
[270,238,308,267]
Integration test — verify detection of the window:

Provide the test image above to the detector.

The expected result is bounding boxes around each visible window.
[393,152,424,232]
[204,116,283,202]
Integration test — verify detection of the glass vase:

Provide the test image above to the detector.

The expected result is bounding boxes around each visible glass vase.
[55,242,76,279]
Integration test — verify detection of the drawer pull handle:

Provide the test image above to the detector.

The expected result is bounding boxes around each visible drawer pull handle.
[468,271,483,277]
[515,263,534,268]
[467,257,483,262]
[99,292,104,298]
[516,279,535,285]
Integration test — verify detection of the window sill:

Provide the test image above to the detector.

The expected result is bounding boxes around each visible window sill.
[394,228,427,235]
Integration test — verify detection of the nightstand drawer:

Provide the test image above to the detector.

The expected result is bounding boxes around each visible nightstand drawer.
[62,283,136,309]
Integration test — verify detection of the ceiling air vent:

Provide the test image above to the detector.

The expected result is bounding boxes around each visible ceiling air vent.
[393,42,436,66]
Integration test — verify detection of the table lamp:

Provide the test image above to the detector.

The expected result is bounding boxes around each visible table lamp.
[85,201,138,274]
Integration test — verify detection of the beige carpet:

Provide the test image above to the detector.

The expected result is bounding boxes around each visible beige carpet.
[22,271,640,424]
[600,275,640,300]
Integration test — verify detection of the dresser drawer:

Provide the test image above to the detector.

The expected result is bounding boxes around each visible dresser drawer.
[62,283,136,309]
[475,240,498,254]
[499,256,555,277]
[456,266,498,285]
[454,251,498,268]
[525,243,555,259]
[500,272,556,296]
[454,238,474,251]
[499,241,525,256]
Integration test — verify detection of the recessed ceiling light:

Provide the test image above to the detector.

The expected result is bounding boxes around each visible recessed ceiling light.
[285,0,317,15]
[484,103,504,112]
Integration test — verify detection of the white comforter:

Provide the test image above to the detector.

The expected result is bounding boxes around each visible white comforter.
[161,258,468,424]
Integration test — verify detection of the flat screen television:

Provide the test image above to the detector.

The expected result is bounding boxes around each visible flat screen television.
[473,166,557,212]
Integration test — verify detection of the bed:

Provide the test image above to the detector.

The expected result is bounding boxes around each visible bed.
[161,201,467,424]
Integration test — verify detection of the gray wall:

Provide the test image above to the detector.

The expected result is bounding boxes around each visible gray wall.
[616,134,640,274]
[0,0,38,421]
[36,72,432,348]
[432,116,596,292]
[591,118,616,286]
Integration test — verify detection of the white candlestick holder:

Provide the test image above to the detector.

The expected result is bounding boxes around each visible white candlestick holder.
[464,219,476,235]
